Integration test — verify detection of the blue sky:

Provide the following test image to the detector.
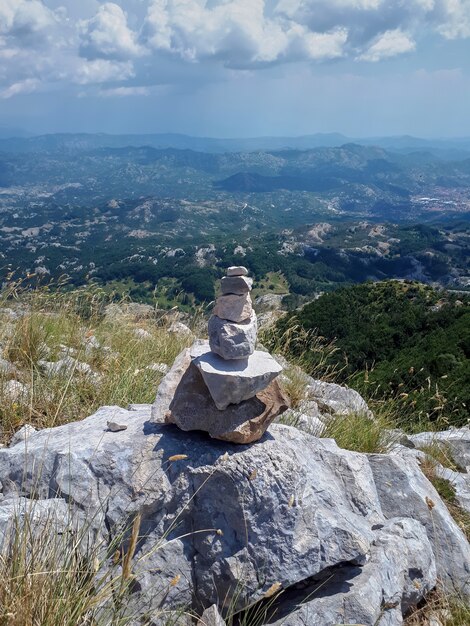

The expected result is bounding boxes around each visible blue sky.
[0,0,469,137]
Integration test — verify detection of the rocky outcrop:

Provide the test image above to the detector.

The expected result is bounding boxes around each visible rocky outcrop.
[1,405,469,625]
[409,427,470,469]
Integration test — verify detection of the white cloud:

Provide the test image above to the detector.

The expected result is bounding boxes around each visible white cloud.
[99,85,150,96]
[358,29,416,61]
[142,0,349,67]
[0,0,469,100]
[79,3,144,60]
[435,0,470,38]
[75,59,135,84]
[0,77,40,98]
[0,0,58,39]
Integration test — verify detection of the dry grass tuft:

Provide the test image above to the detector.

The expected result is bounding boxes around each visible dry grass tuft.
[0,282,193,443]
[405,589,470,626]
[321,411,394,454]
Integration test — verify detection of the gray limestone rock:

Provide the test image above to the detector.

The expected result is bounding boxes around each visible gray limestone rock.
[0,415,382,616]
[0,496,73,548]
[106,421,128,432]
[0,404,468,624]
[409,427,470,469]
[3,380,28,402]
[197,604,226,626]
[369,449,470,595]
[307,379,372,417]
[208,312,257,360]
[220,276,253,295]
[213,293,253,323]
[10,423,37,446]
[191,342,282,410]
[226,266,248,277]
[268,517,436,626]
[153,345,288,442]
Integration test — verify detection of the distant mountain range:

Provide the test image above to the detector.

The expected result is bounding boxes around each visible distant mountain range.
[1,131,470,160]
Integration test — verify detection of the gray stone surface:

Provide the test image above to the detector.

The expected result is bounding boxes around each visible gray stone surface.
[409,427,470,469]
[268,517,435,626]
[0,358,18,376]
[0,405,468,623]
[10,423,37,446]
[369,448,470,595]
[220,276,253,295]
[208,312,257,360]
[307,379,372,417]
[0,495,72,548]
[3,380,28,402]
[192,342,282,410]
[197,604,226,626]
[154,345,287,442]
[0,414,381,616]
[227,266,248,277]
[213,293,253,323]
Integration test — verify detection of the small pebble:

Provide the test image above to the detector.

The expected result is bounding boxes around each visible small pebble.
[107,421,128,432]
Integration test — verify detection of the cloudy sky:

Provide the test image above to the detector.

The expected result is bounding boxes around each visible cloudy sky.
[0,0,469,137]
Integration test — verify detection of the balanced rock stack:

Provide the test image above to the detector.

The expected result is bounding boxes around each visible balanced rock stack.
[209,266,256,360]
[152,267,289,444]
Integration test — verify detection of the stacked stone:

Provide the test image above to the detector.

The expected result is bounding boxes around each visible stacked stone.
[191,266,283,411]
[158,265,289,443]
[208,266,257,360]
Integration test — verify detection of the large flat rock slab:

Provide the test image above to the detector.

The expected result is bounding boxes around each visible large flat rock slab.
[191,341,282,409]
[153,344,288,443]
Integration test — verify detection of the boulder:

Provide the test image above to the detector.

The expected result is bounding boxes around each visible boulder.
[0,407,467,624]
[208,312,257,360]
[191,342,283,410]
[369,448,470,595]
[0,413,382,617]
[226,266,248,277]
[307,380,372,417]
[213,293,253,323]
[38,356,94,377]
[153,345,288,443]
[169,321,193,337]
[3,380,28,402]
[409,427,470,469]
[220,276,253,295]
[268,518,436,626]
[0,495,72,548]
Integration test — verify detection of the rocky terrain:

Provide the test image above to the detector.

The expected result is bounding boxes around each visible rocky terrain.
[0,280,469,625]
[1,363,470,625]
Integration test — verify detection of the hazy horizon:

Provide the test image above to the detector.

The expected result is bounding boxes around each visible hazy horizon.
[3,128,470,142]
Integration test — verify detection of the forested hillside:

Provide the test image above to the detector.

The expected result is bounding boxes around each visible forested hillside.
[273,281,470,427]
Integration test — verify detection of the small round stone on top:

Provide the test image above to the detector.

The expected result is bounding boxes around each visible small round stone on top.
[227,266,248,277]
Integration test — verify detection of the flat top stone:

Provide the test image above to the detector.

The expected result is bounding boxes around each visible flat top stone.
[227,266,248,276]
[220,276,253,294]
[191,342,282,378]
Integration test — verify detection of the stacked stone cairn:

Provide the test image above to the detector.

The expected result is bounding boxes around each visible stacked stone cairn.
[154,266,289,443]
